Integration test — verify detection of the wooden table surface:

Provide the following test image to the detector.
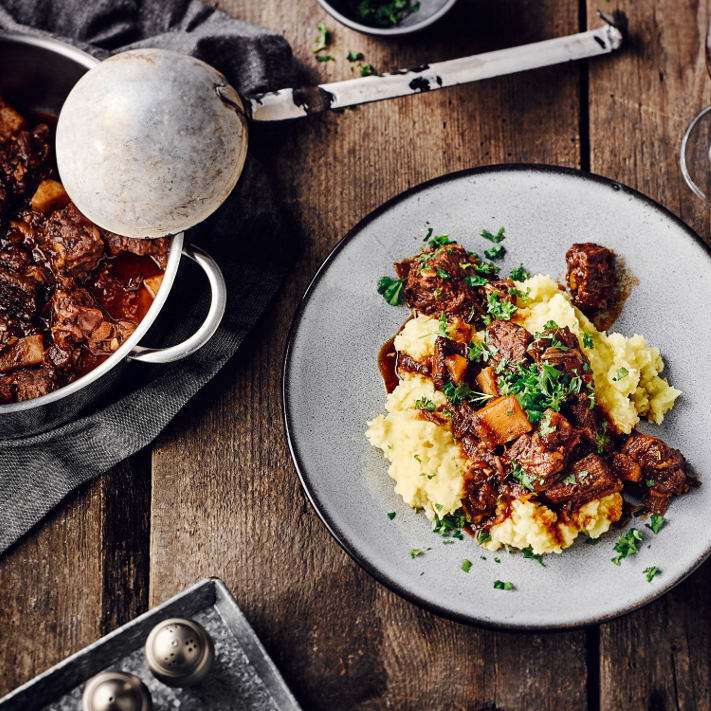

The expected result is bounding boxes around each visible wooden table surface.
[2,1,711,708]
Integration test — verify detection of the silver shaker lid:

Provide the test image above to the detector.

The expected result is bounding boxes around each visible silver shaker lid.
[81,671,152,711]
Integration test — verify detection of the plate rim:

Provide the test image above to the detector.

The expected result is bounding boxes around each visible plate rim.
[282,163,711,631]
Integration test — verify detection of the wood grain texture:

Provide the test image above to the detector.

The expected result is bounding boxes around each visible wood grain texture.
[149,1,589,709]
[587,2,711,710]
[0,453,151,696]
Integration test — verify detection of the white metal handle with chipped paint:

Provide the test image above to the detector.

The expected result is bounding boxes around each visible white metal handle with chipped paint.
[248,15,624,122]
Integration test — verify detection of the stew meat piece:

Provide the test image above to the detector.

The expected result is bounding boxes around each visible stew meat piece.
[565,242,616,311]
[0,98,170,405]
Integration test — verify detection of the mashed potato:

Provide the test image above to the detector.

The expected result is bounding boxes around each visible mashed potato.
[366,274,681,554]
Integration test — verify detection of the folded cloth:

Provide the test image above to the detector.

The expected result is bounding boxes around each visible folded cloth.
[0,0,297,552]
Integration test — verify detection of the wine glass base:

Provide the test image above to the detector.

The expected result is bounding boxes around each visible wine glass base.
[680,105,711,205]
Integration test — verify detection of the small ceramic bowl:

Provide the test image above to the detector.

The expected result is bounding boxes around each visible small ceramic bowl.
[316,0,458,36]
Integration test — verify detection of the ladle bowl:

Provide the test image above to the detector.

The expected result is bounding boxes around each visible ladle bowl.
[56,49,249,239]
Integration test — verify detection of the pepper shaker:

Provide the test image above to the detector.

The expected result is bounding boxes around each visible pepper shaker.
[81,671,152,711]
[144,617,215,687]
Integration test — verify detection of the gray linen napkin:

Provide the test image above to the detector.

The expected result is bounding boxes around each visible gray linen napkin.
[0,0,297,552]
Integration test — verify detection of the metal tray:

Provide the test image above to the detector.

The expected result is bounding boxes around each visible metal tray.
[0,578,301,710]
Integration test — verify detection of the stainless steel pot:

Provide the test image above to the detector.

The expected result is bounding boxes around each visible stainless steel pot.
[0,32,227,437]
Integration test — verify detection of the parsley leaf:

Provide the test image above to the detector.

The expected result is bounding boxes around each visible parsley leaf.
[414,397,436,412]
[346,50,364,61]
[467,340,497,363]
[563,473,577,485]
[486,292,517,321]
[611,529,643,565]
[484,244,506,260]
[582,332,594,349]
[538,410,557,436]
[387,512,396,520]
[429,234,451,249]
[510,462,535,492]
[644,566,660,583]
[462,559,472,573]
[645,513,666,534]
[315,55,334,62]
[478,530,491,545]
[522,549,545,566]
[481,227,505,243]
[510,264,530,281]
[493,580,514,590]
[612,367,629,381]
[313,21,329,52]
[438,312,450,337]
[466,273,489,287]
[410,548,424,558]
[360,64,377,77]
[436,268,451,279]
[441,381,493,407]
[377,276,406,305]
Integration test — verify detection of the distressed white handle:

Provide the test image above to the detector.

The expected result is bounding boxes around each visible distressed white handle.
[249,18,623,122]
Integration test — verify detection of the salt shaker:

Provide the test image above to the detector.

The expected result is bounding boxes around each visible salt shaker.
[144,617,215,687]
[81,671,152,711]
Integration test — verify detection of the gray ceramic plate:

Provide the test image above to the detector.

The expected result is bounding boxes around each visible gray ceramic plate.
[283,165,711,630]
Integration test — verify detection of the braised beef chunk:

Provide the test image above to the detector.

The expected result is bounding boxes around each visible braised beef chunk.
[431,336,467,389]
[486,320,532,367]
[397,352,431,378]
[0,265,37,321]
[399,243,491,323]
[462,453,506,521]
[504,411,581,490]
[565,242,616,311]
[0,98,168,404]
[611,452,642,483]
[544,454,622,512]
[622,433,697,515]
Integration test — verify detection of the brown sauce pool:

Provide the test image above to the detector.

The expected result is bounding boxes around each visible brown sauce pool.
[378,334,399,394]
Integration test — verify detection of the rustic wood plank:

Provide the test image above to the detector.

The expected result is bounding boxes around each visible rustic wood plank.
[150,1,590,709]
[587,2,711,710]
[0,454,150,696]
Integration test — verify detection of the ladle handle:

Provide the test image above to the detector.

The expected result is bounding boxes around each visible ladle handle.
[128,244,226,364]
[248,12,625,122]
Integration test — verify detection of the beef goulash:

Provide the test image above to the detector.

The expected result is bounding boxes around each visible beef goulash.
[0,98,170,404]
[367,233,698,555]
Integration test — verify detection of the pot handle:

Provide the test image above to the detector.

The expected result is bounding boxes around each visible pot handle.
[127,243,226,364]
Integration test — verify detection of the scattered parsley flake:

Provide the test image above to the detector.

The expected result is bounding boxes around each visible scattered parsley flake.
[646,479,655,488]
[462,559,472,573]
[360,64,377,77]
[434,503,444,512]
[377,276,406,305]
[466,273,489,287]
[613,367,629,381]
[582,332,595,349]
[436,268,451,279]
[493,580,514,590]
[410,548,424,558]
[510,264,530,281]
[315,55,333,62]
[563,473,577,486]
[510,462,535,492]
[438,312,450,337]
[522,549,545,566]
[387,512,396,520]
[484,244,506,260]
[414,397,436,412]
[346,50,364,61]
[313,22,329,52]
[414,454,422,463]
[611,528,643,565]
[645,513,666,534]
[478,530,492,545]
[494,557,501,563]
[481,227,505,243]
[429,234,451,249]
[644,566,660,582]
[486,292,517,321]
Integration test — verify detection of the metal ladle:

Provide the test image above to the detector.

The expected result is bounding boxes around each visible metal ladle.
[56,12,625,239]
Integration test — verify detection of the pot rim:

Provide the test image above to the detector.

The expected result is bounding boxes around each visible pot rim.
[0,31,186,414]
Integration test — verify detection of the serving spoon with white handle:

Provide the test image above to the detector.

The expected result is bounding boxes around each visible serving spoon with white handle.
[56,12,625,239]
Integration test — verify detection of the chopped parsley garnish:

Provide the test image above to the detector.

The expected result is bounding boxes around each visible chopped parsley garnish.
[484,244,506,260]
[486,292,517,321]
[414,454,422,463]
[522,549,545,566]
[377,276,406,305]
[432,510,467,537]
[387,512,396,520]
[582,332,595,349]
[481,227,505,243]
[595,422,610,454]
[346,50,364,61]
[438,312,450,337]
[508,286,530,302]
[538,410,557,436]
[313,21,329,52]
[315,55,333,62]
[354,0,420,27]
[429,234,451,249]
[434,503,443,512]
[465,273,490,287]
[436,268,451,279]
[493,580,514,590]
[497,361,579,423]
[478,530,492,545]
[544,320,559,330]
[467,340,497,363]
[410,548,424,558]
[441,380,492,406]
[510,462,535,491]
[510,264,531,281]
[563,473,577,486]
[462,559,472,573]
[427,474,436,480]
[644,566,660,582]
[360,64,377,77]
[613,367,629,381]
[645,513,666,534]
[646,479,655,488]
[414,397,436,412]
[611,528,643,565]
[494,557,501,563]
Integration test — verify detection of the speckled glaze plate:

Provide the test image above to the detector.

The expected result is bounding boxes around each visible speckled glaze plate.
[283,165,711,630]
